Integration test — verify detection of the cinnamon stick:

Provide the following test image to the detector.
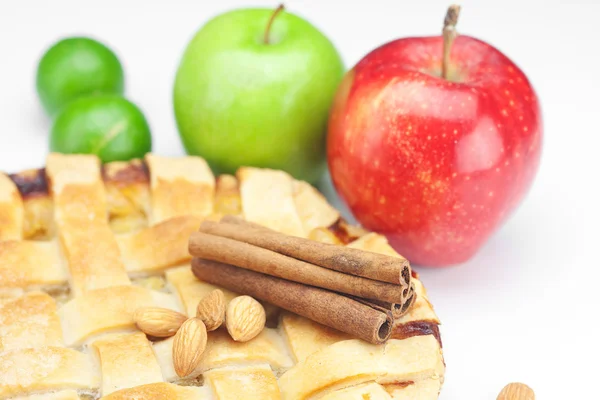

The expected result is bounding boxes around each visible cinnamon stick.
[201,216,412,287]
[349,283,416,319]
[188,231,406,304]
[191,258,393,344]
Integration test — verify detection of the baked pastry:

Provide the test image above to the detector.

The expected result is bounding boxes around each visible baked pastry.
[0,153,444,399]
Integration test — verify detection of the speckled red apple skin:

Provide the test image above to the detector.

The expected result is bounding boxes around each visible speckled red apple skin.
[328,35,542,266]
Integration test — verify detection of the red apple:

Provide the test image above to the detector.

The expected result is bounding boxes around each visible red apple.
[327,10,542,266]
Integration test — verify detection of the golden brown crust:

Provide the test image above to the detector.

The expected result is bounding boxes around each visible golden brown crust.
[13,389,82,399]
[46,153,103,194]
[165,266,239,317]
[320,382,392,399]
[0,172,23,241]
[0,346,98,398]
[21,196,55,240]
[101,382,210,399]
[212,174,241,218]
[92,332,164,395]
[47,153,131,296]
[118,216,202,274]
[205,364,281,399]
[102,159,149,186]
[59,285,180,347]
[153,326,292,382]
[278,336,444,399]
[59,221,131,296]
[0,240,67,290]
[327,218,367,244]
[384,378,442,400]
[237,167,305,237]
[292,180,339,233]
[347,232,407,258]
[145,154,214,224]
[280,312,352,363]
[307,227,343,244]
[8,168,48,199]
[0,291,63,352]
[392,321,442,347]
[104,159,151,234]
[4,168,54,240]
[0,153,444,399]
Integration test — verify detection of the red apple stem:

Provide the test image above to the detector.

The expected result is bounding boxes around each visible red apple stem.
[264,4,285,44]
[442,5,461,80]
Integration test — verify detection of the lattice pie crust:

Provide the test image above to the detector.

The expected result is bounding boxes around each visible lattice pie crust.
[0,154,444,399]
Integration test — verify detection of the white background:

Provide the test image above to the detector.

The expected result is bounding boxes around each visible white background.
[1,0,599,398]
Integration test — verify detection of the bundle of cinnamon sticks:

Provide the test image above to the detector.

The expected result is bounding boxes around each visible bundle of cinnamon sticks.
[189,215,415,344]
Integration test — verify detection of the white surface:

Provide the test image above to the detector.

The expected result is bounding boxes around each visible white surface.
[1,0,599,398]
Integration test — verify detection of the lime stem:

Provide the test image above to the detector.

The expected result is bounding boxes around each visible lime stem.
[264,4,285,44]
[442,5,461,80]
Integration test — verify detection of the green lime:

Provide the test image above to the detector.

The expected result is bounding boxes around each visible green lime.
[36,37,124,116]
[50,95,152,163]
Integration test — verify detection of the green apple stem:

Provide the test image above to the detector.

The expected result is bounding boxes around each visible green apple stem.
[264,4,285,44]
[442,5,461,80]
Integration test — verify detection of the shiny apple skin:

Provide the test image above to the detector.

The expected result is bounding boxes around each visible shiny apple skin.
[328,35,542,266]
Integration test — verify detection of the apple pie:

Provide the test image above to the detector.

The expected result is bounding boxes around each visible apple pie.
[0,153,444,399]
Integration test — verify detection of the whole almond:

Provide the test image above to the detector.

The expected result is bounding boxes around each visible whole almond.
[196,289,226,331]
[497,383,535,400]
[226,295,266,342]
[173,317,207,377]
[133,307,188,338]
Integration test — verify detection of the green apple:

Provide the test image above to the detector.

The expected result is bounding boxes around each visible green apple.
[174,7,344,183]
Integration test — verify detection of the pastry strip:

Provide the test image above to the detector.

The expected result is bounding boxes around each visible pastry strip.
[55,223,130,296]
[211,174,242,218]
[92,332,164,396]
[59,285,180,346]
[292,180,339,233]
[152,329,292,381]
[47,154,130,296]
[280,312,351,363]
[12,389,82,399]
[103,159,151,234]
[118,216,201,274]
[347,232,402,257]
[0,240,68,290]
[320,382,392,400]
[0,172,23,241]
[0,347,98,398]
[0,291,63,353]
[166,266,238,317]
[384,378,442,400]
[204,364,281,400]
[237,167,305,237]
[101,382,210,400]
[278,336,444,399]
[145,154,214,224]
